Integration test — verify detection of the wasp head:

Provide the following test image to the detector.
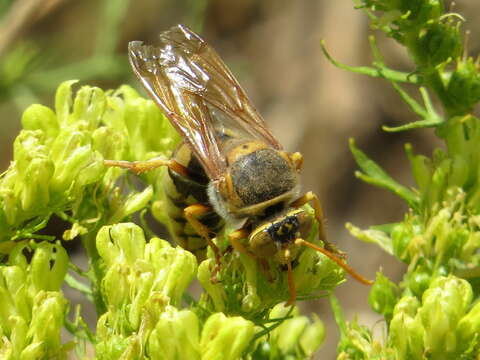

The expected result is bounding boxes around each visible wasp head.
[248,208,313,264]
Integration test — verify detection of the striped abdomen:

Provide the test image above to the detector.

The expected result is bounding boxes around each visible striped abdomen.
[162,143,223,260]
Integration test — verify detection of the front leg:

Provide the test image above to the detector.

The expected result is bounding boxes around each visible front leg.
[104,157,188,176]
[291,191,344,258]
[228,228,274,282]
[228,228,253,258]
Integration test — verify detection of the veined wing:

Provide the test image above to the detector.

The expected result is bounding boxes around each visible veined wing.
[128,24,281,180]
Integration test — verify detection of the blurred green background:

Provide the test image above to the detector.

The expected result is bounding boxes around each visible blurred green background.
[1,0,478,358]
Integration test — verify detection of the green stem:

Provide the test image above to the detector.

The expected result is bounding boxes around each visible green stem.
[320,40,421,84]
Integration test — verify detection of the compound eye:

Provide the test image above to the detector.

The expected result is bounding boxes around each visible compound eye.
[249,229,277,258]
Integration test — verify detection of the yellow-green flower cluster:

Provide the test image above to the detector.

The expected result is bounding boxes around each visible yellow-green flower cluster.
[389,276,479,359]
[0,80,178,244]
[252,304,325,359]
[409,114,480,214]
[197,220,345,316]
[337,276,480,359]
[0,80,335,358]
[96,223,197,308]
[356,0,480,116]
[95,223,328,359]
[336,320,390,360]
[350,189,480,298]
[0,242,69,359]
[95,223,258,359]
[337,2,480,359]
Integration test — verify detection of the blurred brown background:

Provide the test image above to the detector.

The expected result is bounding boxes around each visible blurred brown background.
[0,0,477,358]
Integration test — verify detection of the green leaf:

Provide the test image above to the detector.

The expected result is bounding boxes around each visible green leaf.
[349,138,419,208]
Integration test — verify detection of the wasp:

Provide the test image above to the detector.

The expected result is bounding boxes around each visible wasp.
[105,24,372,305]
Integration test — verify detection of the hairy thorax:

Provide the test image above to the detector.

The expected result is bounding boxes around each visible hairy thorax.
[210,141,300,220]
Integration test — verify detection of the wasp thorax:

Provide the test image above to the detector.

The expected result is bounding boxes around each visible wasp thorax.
[227,142,298,208]
[249,209,313,260]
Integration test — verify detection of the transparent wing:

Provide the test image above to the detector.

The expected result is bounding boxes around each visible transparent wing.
[128,24,282,180]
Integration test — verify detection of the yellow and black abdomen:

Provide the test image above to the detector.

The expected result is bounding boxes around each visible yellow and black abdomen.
[162,143,223,260]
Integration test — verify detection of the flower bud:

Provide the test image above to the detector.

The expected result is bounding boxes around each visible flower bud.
[9,130,55,214]
[96,223,146,267]
[101,262,129,308]
[390,222,414,262]
[428,158,449,207]
[268,304,325,359]
[94,328,130,360]
[19,342,44,360]
[109,185,153,223]
[30,243,68,292]
[70,86,106,130]
[19,157,54,212]
[405,143,432,195]
[456,300,480,355]
[448,155,469,188]
[3,265,26,296]
[389,296,424,359]
[276,316,309,353]
[368,272,399,321]
[21,104,59,144]
[128,272,155,329]
[9,315,28,356]
[299,314,325,357]
[419,276,472,355]
[0,271,17,331]
[54,80,78,125]
[0,208,9,238]
[0,340,13,359]
[115,85,179,159]
[145,238,197,305]
[13,130,47,176]
[50,144,102,194]
[294,235,345,294]
[2,266,29,323]
[403,1,443,25]
[148,306,200,359]
[200,313,255,360]
[405,264,432,298]
[409,22,462,68]
[8,243,28,269]
[445,58,480,115]
[91,126,127,161]
[0,169,20,226]
[261,305,325,357]
[27,291,67,354]
[76,150,104,187]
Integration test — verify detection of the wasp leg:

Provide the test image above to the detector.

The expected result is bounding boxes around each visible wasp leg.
[259,259,274,283]
[104,157,188,176]
[289,152,303,171]
[228,228,253,258]
[229,229,274,282]
[294,238,373,286]
[291,191,344,258]
[184,204,222,277]
[283,248,297,307]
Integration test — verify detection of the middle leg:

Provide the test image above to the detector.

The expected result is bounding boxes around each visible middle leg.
[184,204,222,274]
